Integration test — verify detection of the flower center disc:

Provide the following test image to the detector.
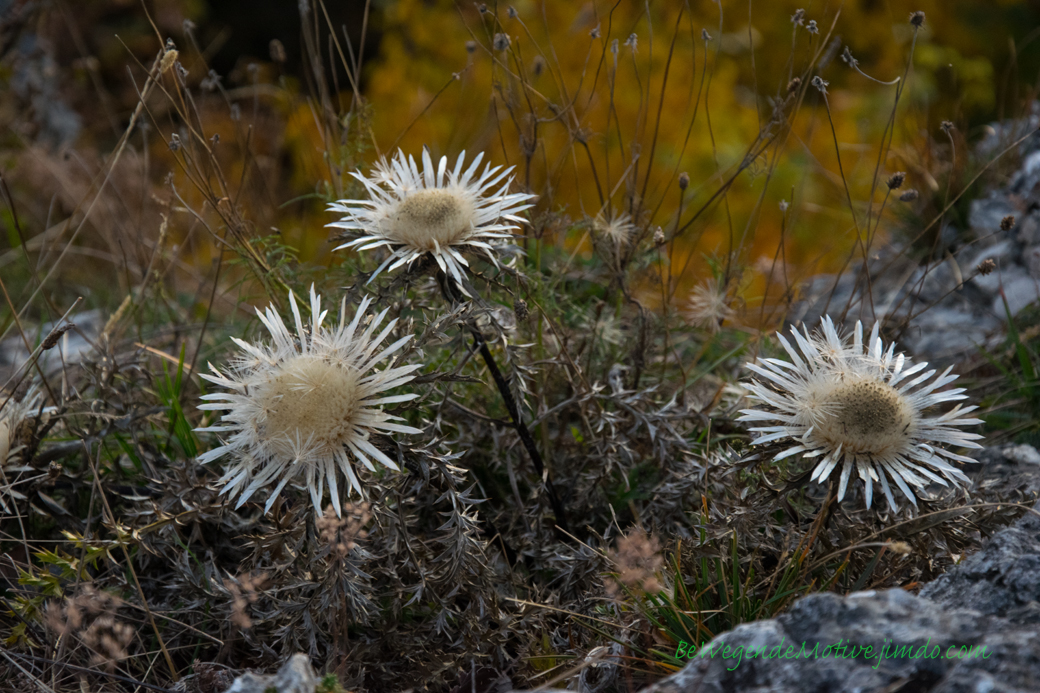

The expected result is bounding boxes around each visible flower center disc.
[815,378,914,454]
[257,356,361,457]
[390,189,474,250]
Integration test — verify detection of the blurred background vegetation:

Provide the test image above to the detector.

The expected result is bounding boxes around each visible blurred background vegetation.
[4,0,1040,326]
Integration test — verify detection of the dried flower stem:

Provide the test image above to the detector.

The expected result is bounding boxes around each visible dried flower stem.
[80,440,179,682]
[2,651,172,693]
[436,271,571,537]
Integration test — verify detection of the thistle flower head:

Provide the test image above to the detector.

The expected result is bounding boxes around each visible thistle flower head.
[327,149,536,284]
[738,317,983,512]
[0,386,52,513]
[196,286,423,516]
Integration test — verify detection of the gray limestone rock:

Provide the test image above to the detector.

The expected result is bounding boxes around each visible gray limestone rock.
[640,589,1040,693]
[225,654,317,693]
[920,501,1040,623]
[638,495,1040,693]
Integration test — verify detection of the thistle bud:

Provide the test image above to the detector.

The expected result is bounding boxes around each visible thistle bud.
[269,39,287,64]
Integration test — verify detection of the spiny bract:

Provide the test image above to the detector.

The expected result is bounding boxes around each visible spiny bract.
[739,317,983,512]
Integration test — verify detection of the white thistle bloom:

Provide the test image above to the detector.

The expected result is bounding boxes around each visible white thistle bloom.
[327,149,536,284]
[195,286,423,516]
[0,386,52,513]
[738,317,983,512]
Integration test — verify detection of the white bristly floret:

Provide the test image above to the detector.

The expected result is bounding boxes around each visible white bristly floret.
[738,316,983,512]
[195,286,423,516]
[327,149,536,284]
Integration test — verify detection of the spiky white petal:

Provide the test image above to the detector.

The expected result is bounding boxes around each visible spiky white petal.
[738,316,982,512]
[195,286,422,516]
[327,149,536,283]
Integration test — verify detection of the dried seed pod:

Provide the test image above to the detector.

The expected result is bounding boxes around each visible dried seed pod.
[513,298,529,321]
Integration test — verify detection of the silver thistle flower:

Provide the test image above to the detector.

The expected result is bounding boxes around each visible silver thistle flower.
[739,317,983,512]
[196,286,422,516]
[327,149,536,284]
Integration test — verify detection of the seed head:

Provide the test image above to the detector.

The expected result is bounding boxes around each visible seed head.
[686,279,735,334]
[888,541,912,555]
[811,75,829,94]
[807,20,819,35]
[159,47,179,74]
[513,298,529,321]
[593,211,637,248]
[899,189,919,202]
[41,323,74,351]
[886,172,906,190]
[1001,215,1015,231]
[493,33,511,51]
[678,172,690,190]
[977,259,996,276]
[910,11,926,28]
[606,528,663,597]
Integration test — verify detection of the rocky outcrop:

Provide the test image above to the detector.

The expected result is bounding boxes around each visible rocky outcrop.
[641,497,1040,693]
[792,106,1040,362]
